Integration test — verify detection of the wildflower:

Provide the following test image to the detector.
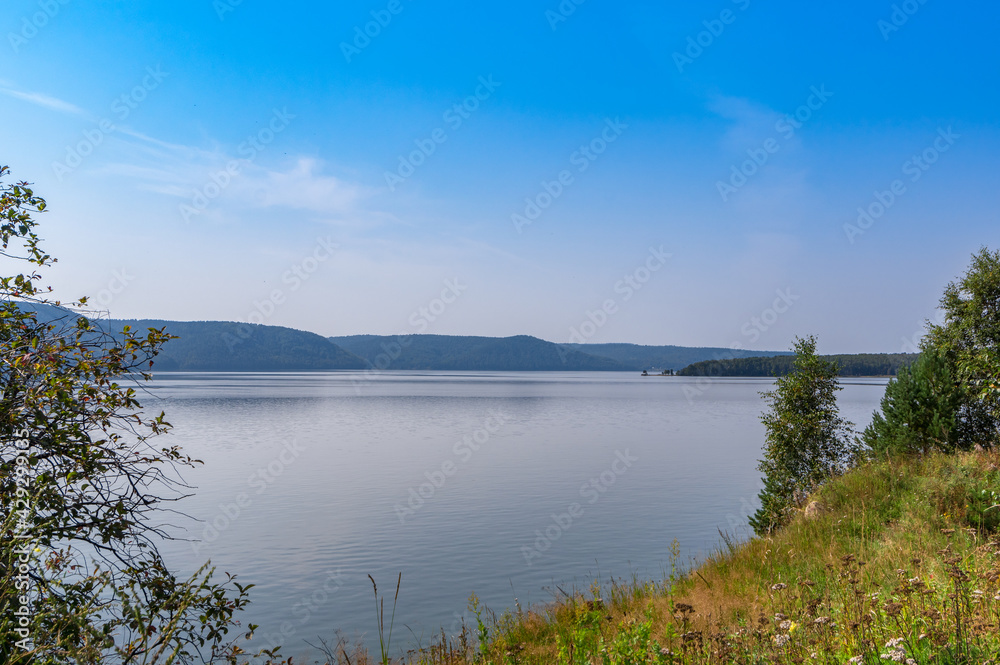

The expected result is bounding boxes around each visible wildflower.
[774,612,787,621]
[779,619,792,631]
[880,649,907,662]
[811,653,818,660]
[848,656,863,664]
[773,634,790,647]
[771,582,788,591]
[884,637,905,649]
[813,616,830,625]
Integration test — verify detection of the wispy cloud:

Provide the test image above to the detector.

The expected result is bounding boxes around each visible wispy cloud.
[0,86,89,117]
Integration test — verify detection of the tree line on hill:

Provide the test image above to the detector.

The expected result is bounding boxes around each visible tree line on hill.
[678,353,917,378]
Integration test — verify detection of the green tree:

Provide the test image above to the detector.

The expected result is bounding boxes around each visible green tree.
[861,349,965,456]
[922,247,1000,447]
[0,166,281,663]
[749,336,856,536]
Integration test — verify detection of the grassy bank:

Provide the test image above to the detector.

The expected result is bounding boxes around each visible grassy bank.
[313,448,1000,664]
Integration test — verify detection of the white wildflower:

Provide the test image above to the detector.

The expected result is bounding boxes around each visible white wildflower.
[773,634,790,647]
[879,647,907,663]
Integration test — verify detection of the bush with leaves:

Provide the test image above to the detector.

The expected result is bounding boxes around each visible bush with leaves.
[0,166,285,664]
[749,336,856,536]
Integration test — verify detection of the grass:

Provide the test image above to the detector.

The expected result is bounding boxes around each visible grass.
[291,448,1000,664]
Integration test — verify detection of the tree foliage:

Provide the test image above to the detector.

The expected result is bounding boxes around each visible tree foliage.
[924,247,1000,438]
[863,248,1000,458]
[861,349,965,456]
[749,336,856,536]
[0,166,281,664]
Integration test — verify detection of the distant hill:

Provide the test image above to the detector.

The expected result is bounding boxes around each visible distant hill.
[112,320,367,371]
[10,304,367,371]
[564,343,793,371]
[678,353,918,378]
[330,334,630,371]
[8,302,908,375]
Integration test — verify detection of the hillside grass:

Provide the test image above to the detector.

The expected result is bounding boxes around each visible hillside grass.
[307,449,1000,664]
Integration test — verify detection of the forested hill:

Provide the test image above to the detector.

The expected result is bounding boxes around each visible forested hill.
[111,320,368,371]
[565,343,792,371]
[12,303,369,371]
[677,353,918,377]
[329,334,629,371]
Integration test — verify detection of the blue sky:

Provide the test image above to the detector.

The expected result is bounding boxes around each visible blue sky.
[2,0,997,353]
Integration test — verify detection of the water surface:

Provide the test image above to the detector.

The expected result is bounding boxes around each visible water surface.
[150,371,887,656]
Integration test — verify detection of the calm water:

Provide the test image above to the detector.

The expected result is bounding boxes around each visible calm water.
[150,371,887,658]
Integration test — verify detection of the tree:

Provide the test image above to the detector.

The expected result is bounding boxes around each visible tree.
[749,336,856,536]
[0,166,279,663]
[861,349,965,456]
[922,247,1000,446]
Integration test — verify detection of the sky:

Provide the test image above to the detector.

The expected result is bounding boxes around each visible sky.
[1,0,998,354]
